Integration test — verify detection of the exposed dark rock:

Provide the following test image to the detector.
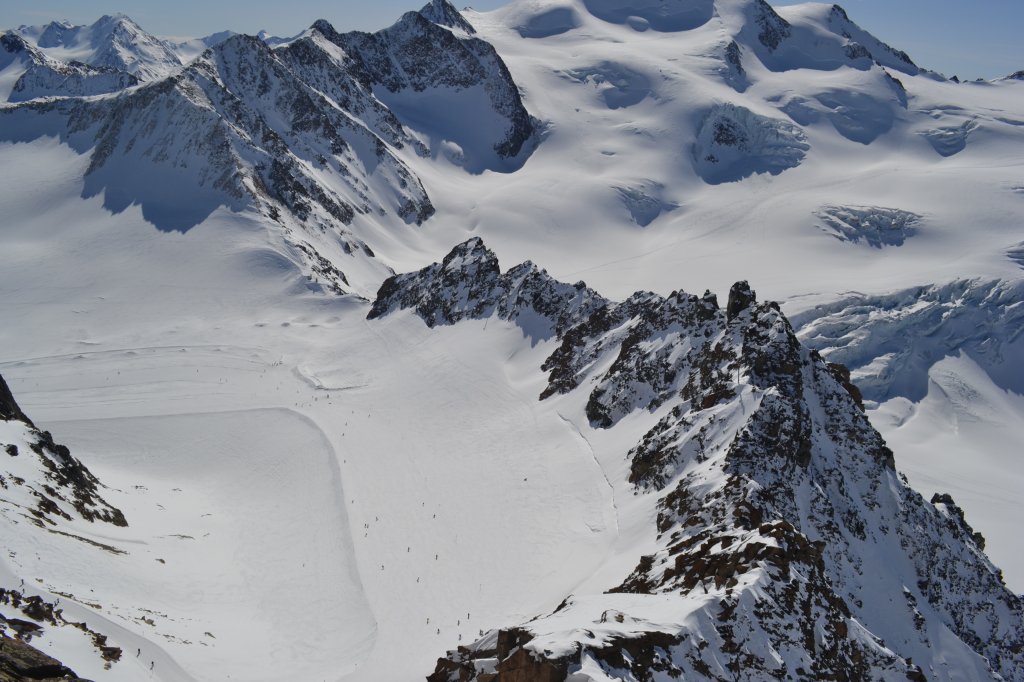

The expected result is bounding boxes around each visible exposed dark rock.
[368,238,606,339]
[0,374,32,426]
[752,0,791,51]
[315,12,534,161]
[377,238,1024,682]
[0,589,119,674]
[1,372,127,527]
[28,430,127,527]
[726,280,756,321]
[825,360,863,411]
[0,631,87,681]
[931,492,986,550]
[419,0,477,34]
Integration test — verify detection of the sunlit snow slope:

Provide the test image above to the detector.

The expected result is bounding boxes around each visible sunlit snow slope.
[0,0,1022,680]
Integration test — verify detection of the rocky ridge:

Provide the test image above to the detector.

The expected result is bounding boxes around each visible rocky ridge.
[0,3,534,291]
[13,14,183,81]
[0,33,138,102]
[0,373,126,680]
[0,372,126,532]
[369,239,1023,681]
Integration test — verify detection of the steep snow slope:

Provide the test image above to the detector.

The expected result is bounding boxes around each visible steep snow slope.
[0,33,138,102]
[1,3,537,296]
[0,133,616,681]
[13,14,182,81]
[0,0,1023,680]
[373,240,1021,681]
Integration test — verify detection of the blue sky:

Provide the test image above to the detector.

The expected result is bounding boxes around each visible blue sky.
[2,0,1021,79]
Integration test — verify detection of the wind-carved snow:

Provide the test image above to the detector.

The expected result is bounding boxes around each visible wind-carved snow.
[581,0,715,32]
[814,89,899,143]
[564,62,652,109]
[693,103,808,184]
[778,79,904,145]
[792,279,1024,402]
[508,2,582,38]
[614,183,677,226]
[814,205,921,248]
[1009,242,1024,269]
[921,119,979,157]
[763,3,917,76]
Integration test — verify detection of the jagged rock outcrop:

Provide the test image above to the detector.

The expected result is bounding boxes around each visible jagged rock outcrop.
[0,5,535,291]
[0,586,121,681]
[313,5,535,168]
[369,237,606,339]
[749,0,790,52]
[420,0,477,34]
[823,4,917,75]
[1,629,88,682]
[693,103,809,183]
[0,374,31,426]
[0,372,127,529]
[367,239,1023,681]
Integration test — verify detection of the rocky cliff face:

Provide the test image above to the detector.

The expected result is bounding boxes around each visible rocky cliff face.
[369,239,1023,682]
[0,4,534,292]
[0,374,124,680]
[0,373,126,530]
[313,5,535,169]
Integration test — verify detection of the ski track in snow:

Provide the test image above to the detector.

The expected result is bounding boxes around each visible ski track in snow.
[1,0,1024,678]
[558,411,620,537]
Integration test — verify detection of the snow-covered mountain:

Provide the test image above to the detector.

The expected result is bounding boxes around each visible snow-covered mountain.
[0,0,1022,680]
[0,32,138,102]
[373,239,1022,681]
[1,2,535,290]
[13,14,183,81]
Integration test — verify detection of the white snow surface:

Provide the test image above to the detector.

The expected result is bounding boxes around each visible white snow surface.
[0,0,1023,679]
[13,14,183,80]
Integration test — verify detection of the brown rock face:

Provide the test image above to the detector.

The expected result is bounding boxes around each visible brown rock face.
[0,631,88,681]
[0,373,32,426]
[493,647,568,682]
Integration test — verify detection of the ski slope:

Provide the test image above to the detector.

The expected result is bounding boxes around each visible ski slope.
[1,0,1022,679]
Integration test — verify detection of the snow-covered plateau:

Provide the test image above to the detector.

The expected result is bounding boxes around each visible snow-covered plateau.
[0,0,1022,680]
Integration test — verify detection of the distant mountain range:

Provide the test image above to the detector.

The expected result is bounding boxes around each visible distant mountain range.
[1,1,1022,680]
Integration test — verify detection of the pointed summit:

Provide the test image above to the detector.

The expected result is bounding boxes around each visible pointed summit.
[14,13,181,80]
[419,0,476,34]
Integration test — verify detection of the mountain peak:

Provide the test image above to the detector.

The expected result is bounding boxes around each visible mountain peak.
[93,13,133,27]
[726,279,756,320]
[381,241,1024,681]
[419,0,476,34]
[309,18,338,39]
